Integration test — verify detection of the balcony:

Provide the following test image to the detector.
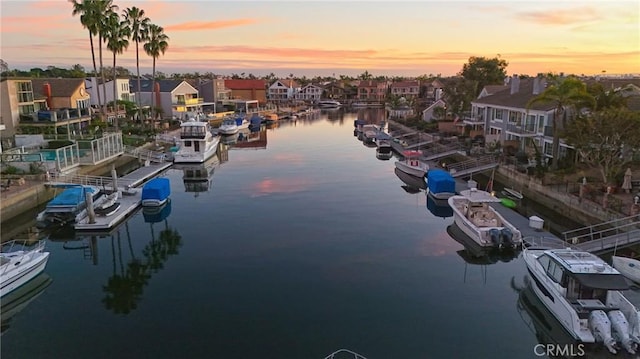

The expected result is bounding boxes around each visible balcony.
[175,98,204,105]
[19,108,92,123]
[506,123,537,137]
[463,116,484,126]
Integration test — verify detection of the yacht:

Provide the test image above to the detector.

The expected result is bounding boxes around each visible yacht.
[447,181,522,249]
[173,118,220,164]
[394,150,429,178]
[317,100,342,108]
[1,240,50,297]
[218,118,239,135]
[523,243,640,354]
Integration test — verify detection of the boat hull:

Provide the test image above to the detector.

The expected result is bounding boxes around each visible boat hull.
[1,252,50,298]
[394,161,427,178]
[173,137,219,164]
[612,256,640,283]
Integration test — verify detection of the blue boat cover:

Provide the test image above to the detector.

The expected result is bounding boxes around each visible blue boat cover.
[48,186,96,207]
[235,117,244,126]
[141,178,171,202]
[427,169,455,194]
[250,115,262,125]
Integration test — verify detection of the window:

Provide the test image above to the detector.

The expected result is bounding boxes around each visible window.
[495,109,503,120]
[537,255,550,271]
[547,261,563,283]
[185,141,192,147]
[538,115,545,132]
[18,104,35,114]
[16,81,34,103]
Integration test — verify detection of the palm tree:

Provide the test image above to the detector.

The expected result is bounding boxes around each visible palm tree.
[123,7,149,123]
[70,0,103,117]
[527,76,595,170]
[105,12,130,131]
[96,0,119,117]
[143,24,169,122]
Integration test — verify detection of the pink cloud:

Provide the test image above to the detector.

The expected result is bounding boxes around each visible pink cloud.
[517,6,600,25]
[165,18,259,31]
[249,177,314,197]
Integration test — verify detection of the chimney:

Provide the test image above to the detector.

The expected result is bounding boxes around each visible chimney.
[510,74,520,95]
[533,77,540,95]
[43,82,52,109]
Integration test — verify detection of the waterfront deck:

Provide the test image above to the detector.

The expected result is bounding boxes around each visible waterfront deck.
[74,190,141,231]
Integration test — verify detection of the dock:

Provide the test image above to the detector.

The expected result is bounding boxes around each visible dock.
[74,190,141,230]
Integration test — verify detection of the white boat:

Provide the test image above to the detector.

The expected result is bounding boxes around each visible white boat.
[375,132,392,153]
[362,124,379,145]
[36,185,102,227]
[218,118,239,135]
[94,191,120,217]
[523,243,640,354]
[317,100,342,108]
[1,240,50,297]
[173,118,220,164]
[447,183,522,249]
[235,117,250,130]
[502,187,524,200]
[394,150,429,178]
[612,256,640,284]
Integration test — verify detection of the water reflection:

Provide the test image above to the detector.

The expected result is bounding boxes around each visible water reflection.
[394,168,426,193]
[1,273,52,334]
[174,154,220,197]
[447,224,520,265]
[102,202,181,315]
[234,127,267,150]
[426,194,453,219]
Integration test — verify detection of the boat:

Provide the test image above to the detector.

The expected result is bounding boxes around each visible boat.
[394,150,429,178]
[317,100,342,108]
[235,116,250,130]
[174,154,220,196]
[0,240,50,298]
[1,272,52,335]
[36,185,102,227]
[374,132,392,153]
[361,124,379,145]
[447,181,522,250]
[142,200,172,224]
[394,167,426,191]
[502,187,524,200]
[522,243,640,354]
[353,118,366,132]
[612,256,640,284]
[218,117,239,135]
[141,178,171,207]
[173,117,220,164]
[428,195,454,218]
[375,149,393,161]
[94,191,120,217]
[426,169,456,200]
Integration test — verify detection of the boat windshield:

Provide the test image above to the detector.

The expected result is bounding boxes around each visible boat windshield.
[181,126,206,137]
[573,273,630,290]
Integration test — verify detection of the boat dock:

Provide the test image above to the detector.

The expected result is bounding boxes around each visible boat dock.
[74,190,141,230]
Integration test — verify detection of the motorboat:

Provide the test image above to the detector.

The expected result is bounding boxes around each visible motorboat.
[362,124,379,146]
[447,181,522,249]
[426,169,456,200]
[375,132,392,153]
[394,150,429,178]
[36,185,102,227]
[218,118,239,135]
[612,256,640,284]
[353,118,366,132]
[375,149,393,161]
[394,167,426,192]
[173,117,220,164]
[522,243,640,354]
[234,116,250,130]
[502,187,524,200]
[94,191,120,217]
[0,240,50,298]
[141,178,171,207]
[317,100,342,108]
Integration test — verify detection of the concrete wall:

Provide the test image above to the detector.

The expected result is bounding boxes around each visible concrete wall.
[0,185,56,223]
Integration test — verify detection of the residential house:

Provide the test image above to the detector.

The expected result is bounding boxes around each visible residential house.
[357,80,387,101]
[470,75,560,161]
[423,79,445,103]
[268,79,301,102]
[1,78,92,137]
[322,82,345,100]
[224,79,267,104]
[130,79,211,120]
[295,84,324,102]
[198,77,231,109]
[422,98,447,122]
[85,77,136,106]
[390,81,420,99]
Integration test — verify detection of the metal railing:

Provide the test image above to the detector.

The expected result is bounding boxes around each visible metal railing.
[446,155,498,178]
[123,145,166,163]
[50,173,137,190]
[562,215,640,244]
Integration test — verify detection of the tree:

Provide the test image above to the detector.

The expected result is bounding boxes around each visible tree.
[123,6,149,123]
[587,83,628,110]
[527,76,595,170]
[0,59,8,74]
[459,55,508,97]
[358,71,373,80]
[442,77,476,116]
[96,0,119,117]
[563,108,640,184]
[105,11,130,131]
[143,24,169,122]
[71,0,104,116]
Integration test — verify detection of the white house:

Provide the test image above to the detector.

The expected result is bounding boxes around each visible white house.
[268,79,301,102]
[295,84,323,102]
[85,77,135,106]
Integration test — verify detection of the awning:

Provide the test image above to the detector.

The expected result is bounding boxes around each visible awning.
[574,273,630,290]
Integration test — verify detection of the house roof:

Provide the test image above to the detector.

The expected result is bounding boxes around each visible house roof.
[129,79,184,93]
[274,79,300,88]
[224,79,266,90]
[31,78,84,98]
[390,81,419,88]
[483,85,509,95]
[472,78,555,111]
[358,80,382,88]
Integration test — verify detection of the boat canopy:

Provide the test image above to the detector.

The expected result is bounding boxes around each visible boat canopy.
[573,273,630,290]
[427,169,455,194]
[47,186,97,207]
[458,188,502,203]
[141,178,171,202]
[402,150,422,158]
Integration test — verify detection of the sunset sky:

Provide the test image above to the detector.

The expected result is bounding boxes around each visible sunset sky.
[1,0,638,77]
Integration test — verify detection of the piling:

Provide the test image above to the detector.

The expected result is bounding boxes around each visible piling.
[85,190,96,224]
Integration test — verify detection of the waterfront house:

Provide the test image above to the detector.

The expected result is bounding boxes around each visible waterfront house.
[198,77,231,110]
[295,84,324,102]
[84,77,131,121]
[422,98,447,122]
[357,80,387,102]
[130,79,212,120]
[268,79,301,102]
[423,79,445,103]
[1,78,92,138]
[223,79,267,104]
[390,81,420,99]
[322,82,345,100]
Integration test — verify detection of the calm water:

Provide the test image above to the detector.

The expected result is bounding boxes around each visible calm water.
[1,111,605,359]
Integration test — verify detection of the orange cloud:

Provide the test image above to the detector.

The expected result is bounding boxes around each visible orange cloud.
[169,44,378,59]
[165,18,259,31]
[517,6,600,25]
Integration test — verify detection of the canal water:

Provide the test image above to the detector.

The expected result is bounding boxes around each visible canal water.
[0,110,619,359]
